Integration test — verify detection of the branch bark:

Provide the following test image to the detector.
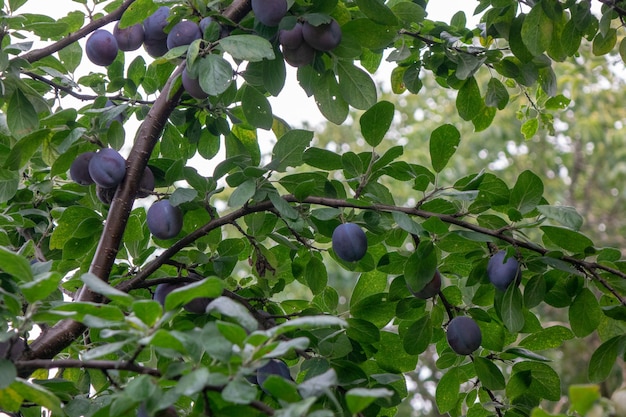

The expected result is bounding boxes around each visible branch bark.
[23,0,253,367]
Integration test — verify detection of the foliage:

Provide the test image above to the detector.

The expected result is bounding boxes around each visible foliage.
[0,1,625,417]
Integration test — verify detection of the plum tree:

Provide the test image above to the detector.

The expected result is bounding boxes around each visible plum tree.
[85,29,118,66]
[332,222,368,262]
[88,148,126,189]
[446,316,482,355]
[251,0,288,26]
[147,200,183,239]
[166,20,202,50]
[181,68,208,99]
[113,22,144,51]
[409,270,441,299]
[143,6,170,57]
[137,166,155,198]
[69,152,95,185]
[256,359,292,395]
[487,250,521,291]
[302,19,341,51]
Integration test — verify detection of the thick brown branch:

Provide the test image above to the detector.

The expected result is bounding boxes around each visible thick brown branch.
[15,359,161,377]
[19,0,136,64]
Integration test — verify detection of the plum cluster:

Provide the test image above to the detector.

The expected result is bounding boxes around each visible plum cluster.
[331,222,368,262]
[153,281,210,313]
[86,6,207,66]
[279,19,342,67]
[69,148,155,204]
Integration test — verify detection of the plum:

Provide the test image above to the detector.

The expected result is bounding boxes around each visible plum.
[147,200,183,239]
[88,148,126,188]
[282,42,315,67]
[251,0,288,26]
[279,22,304,49]
[182,67,208,99]
[446,316,482,355]
[138,403,178,417]
[143,38,169,58]
[487,250,521,291]
[113,22,144,51]
[409,270,441,299]
[256,359,292,394]
[183,297,211,314]
[86,29,119,66]
[70,152,95,185]
[143,6,170,41]
[332,222,367,262]
[302,19,342,51]
[0,337,26,360]
[96,185,117,205]
[166,20,201,50]
[137,166,155,198]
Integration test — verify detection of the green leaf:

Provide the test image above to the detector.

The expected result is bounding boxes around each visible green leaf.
[569,384,601,416]
[266,129,313,172]
[474,356,505,390]
[242,85,273,130]
[131,300,162,327]
[304,256,328,295]
[0,246,32,282]
[456,77,483,121]
[521,118,539,139]
[7,89,39,139]
[0,169,19,204]
[197,54,233,96]
[313,71,349,124]
[500,285,525,333]
[222,378,258,404]
[346,387,395,414]
[140,329,185,353]
[354,0,398,26]
[429,124,461,173]
[336,60,377,110]
[403,314,432,355]
[346,318,380,344]
[592,28,617,56]
[436,367,460,413]
[164,277,224,311]
[569,288,602,337]
[207,296,258,333]
[360,100,394,147]
[537,205,583,230]
[510,170,543,214]
[511,362,561,401]
[375,331,419,373]
[519,325,574,350]
[341,18,397,50]
[228,178,257,207]
[119,0,157,28]
[219,34,275,62]
[268,316,347,337]
[540,226,594,253]
[81,272,134,307]
[11,378,63,415]
[521,4,553,56]
[303,147,343,170]
[0,360,16,389]
[485,78,509,110]
[19,272,62,303]
[404,241,437,294]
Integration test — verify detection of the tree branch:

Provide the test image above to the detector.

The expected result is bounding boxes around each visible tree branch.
[15,358,161,377]
[19,0,137,64]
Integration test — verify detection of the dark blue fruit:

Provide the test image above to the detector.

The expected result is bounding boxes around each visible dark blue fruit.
[332,223,367,262]
[487,250,521,291]
[143,6,170,40]
[153,282,211,313]
[70,152,95,185]
[302,19,341,51]
[86,29,119,66]
[147,200,183,239]
[256,359,292,394]
[251,0,288,26]
[182,68,208,99]
[113,22,144,51]
[446,316,482,355]
[279,22,304,49]
[96,185,116,205]
[88,148,126,188]
[409,270,441,299]
[166,20,202,50]
[137,166,155,198]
